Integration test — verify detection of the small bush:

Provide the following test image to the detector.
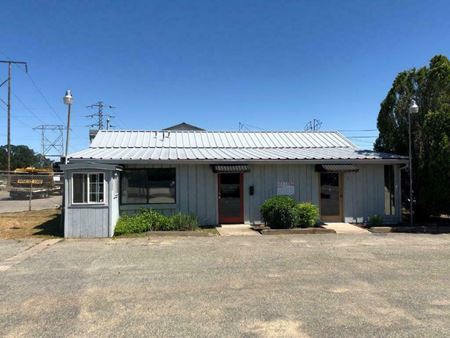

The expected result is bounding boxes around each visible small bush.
[114,215,149,235]
[260,196,297,229]
[114,209,170,235]
[368,215,383,227]
[294,203,319,228]
[114,209,199,235]
[169,213,199,231]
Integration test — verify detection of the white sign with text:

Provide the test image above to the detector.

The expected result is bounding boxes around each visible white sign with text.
[277,181,295,196]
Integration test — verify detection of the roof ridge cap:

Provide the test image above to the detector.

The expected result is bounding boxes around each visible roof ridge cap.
[94,129,342,133]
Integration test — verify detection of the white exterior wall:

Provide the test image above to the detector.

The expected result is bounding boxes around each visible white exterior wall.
[244,164,319,224]
[245,163,401,225]
[120,164,401,225]
[120,162,402,226]
[64,161,402,237]
[109,172,120,235]
[120,163,217,225]
[343,164,401,224]
[64,169,112,238]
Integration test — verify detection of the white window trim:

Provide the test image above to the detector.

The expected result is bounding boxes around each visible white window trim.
[72,172,106,205]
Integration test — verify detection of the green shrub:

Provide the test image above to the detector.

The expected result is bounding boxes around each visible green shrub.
[114,214,148,235]
[169,213,199,231]
[260,195,297,229]
[294,203,319,228]
[114,209,199,235]
[368,215,383,227]
[114,209,170,235]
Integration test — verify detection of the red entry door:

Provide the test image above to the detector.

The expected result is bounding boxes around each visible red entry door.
[218,173,244,223]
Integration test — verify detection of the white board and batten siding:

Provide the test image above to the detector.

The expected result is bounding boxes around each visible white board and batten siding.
[64,169,120,238]
[119,164,217,225]
[119,163,319,226]
[244,164,320,224]
[119,163,401,226]
[343,164,401,224]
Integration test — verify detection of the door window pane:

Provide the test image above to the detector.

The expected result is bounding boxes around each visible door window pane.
[384,165,395,215]
[320,173,340,216]
[219,173,241,220]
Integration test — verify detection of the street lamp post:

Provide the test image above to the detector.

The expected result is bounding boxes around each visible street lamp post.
[63,90,73,164]
[408,99,419,226]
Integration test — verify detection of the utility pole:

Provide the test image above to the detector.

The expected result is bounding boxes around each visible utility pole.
[0,60,28,172]
[304,118,322,131]
[86,101,115,130]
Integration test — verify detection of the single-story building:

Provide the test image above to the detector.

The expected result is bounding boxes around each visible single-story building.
[62,130,407,238]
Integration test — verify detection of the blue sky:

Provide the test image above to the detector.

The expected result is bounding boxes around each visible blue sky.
[1,0,449,154]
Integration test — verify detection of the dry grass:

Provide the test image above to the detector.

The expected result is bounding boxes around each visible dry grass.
[0,209,62,239]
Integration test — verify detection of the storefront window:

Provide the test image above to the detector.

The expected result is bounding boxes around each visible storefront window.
[121,168,176,204]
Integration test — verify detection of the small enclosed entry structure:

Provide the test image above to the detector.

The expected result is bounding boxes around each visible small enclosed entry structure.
[61,162,122,238]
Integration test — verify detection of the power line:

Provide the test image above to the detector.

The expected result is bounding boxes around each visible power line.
[347,136,377,139]
[0,49,65,125]
[238,122,265,131]
[0,101,35,130]
[25,72,65,124]
[12,93,45,124]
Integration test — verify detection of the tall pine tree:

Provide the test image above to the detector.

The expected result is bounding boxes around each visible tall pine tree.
[375,55,450,217]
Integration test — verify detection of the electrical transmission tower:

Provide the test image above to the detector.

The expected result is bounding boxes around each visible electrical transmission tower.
[86,101,115,130]
[304,118,322,131]
[33,125,65,161]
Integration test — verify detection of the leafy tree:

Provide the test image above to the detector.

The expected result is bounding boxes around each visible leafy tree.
[0,145,53,170]
[375,55,450,217]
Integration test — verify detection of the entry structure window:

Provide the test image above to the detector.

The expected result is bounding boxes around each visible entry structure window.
[72,173,105,204]
[121,168,176,204]
[384,165,396,215]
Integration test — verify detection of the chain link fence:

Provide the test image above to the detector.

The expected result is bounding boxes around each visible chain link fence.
[0,170,63,213]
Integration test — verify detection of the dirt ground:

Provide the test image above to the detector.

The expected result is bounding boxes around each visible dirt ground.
[2,234,450,337]
[0,209,62,239]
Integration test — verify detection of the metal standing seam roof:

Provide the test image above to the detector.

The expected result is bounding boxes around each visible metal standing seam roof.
[68,130,407,162]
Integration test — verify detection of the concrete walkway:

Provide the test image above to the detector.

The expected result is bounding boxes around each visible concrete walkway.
[216,224,260,236]
[324,222,369,234]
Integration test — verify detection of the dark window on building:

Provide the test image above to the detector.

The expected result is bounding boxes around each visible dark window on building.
[384,165,395,216]
[121,168,176,204]
[148,168,176,203]
[121,169,148,204]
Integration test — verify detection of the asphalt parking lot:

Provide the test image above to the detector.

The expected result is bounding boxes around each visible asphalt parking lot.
[0,191,62,213]
[1,233,450,337]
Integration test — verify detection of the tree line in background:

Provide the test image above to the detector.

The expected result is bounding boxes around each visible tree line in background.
[0,145,52,171]
[375,55,450,218]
